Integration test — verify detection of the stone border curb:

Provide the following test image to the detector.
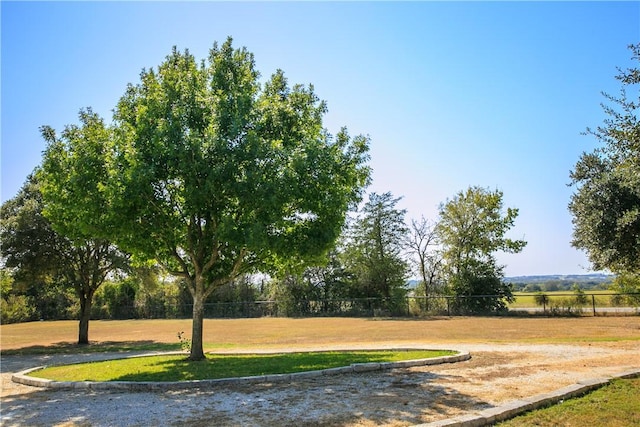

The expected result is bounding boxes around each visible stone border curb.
[12,350,470,392]
[412,368,640,427]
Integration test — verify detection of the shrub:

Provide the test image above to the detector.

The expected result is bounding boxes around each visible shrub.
[548,297,582,316]
[0,294,36,323]
[609,273,640,307]
[572,284,588,307]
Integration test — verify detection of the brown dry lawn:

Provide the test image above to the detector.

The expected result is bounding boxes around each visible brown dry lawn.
[2,316,639,352]
[2,316,639,426]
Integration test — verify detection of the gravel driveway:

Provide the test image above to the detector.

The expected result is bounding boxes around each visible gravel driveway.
[2,342,639,427]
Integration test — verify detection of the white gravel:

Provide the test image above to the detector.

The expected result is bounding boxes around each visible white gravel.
[2,343,639,427]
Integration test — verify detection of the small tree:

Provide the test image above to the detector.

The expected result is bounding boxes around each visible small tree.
[534,292,549,313]
[303,250,353,313]
[1,174,66,294]
[2,172,128,342]
[437,186,526,313]
[39,111,131,344]
[407,216,443,311]
[342,192,409,313]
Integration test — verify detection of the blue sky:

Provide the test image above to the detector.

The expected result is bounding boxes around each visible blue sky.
[2,1,638,276]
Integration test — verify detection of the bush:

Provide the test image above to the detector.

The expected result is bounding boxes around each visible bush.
[548,297,582,316]
[609,273,640,307]
[448,273,514,314]
[34,283,77,320]
[0,294,36,323]
[93,279,138,319]
[572,284,588,307]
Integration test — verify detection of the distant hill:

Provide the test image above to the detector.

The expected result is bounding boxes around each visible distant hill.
[407,274,615,292]
[504,274,615,291]
[504,274,614,284]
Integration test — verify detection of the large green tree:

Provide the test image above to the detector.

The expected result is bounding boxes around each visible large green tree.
[437,186,526,313]
[54,38,369,360]
[342,192,409,309]
[569,43,640,274]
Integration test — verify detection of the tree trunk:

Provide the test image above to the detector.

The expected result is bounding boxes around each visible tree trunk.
[189,290,206,361]
[78,293,92,345]
[421,266,429,312]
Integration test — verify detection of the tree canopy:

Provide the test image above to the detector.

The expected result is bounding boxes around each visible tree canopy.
[2,173,128,342]
[569,43,640,274]
[0,174,65,287]
[437,186,526,313]
[342,192,409,306]
[39,38,371,359]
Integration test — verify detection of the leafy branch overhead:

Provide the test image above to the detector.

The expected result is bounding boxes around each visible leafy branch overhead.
[569,43,640,274]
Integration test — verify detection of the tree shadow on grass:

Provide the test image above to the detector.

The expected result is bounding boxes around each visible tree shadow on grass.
[0,341,182,375]
[109,351,456,382]
[1,340,181,356]
[366,316,457,321]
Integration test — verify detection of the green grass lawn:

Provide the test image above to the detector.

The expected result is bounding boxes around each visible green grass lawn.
[31,349,455,382]
[498,377,640,427]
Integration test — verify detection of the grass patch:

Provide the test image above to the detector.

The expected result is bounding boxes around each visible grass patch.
[31,350,454,382]
[498,377,640,427]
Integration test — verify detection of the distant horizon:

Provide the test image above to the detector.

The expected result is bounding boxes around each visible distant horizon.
[503,272,613,279]
[408,272,614,281]
[416,272,613,278]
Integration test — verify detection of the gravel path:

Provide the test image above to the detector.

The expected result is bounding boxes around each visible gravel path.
[2,342,639,427]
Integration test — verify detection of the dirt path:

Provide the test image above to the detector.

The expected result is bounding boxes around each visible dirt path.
[2,341,639,427]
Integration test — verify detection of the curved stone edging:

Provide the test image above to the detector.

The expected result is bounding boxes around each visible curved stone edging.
[12,350,471,392]
[413,368,640,427]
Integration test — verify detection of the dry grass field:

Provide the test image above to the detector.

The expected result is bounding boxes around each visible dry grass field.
[2,316,639,352]
[2,316,639,426]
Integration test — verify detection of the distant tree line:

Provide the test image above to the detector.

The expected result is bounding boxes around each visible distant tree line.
[2,177,527,325]
[511,279,613,293]
[2,41,638,355]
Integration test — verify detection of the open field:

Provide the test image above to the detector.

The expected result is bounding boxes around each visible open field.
[2,316,640,352]
[2,317,640,426]
[509,290,634,309]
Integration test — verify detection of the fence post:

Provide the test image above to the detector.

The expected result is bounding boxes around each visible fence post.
[592,294,596,316]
